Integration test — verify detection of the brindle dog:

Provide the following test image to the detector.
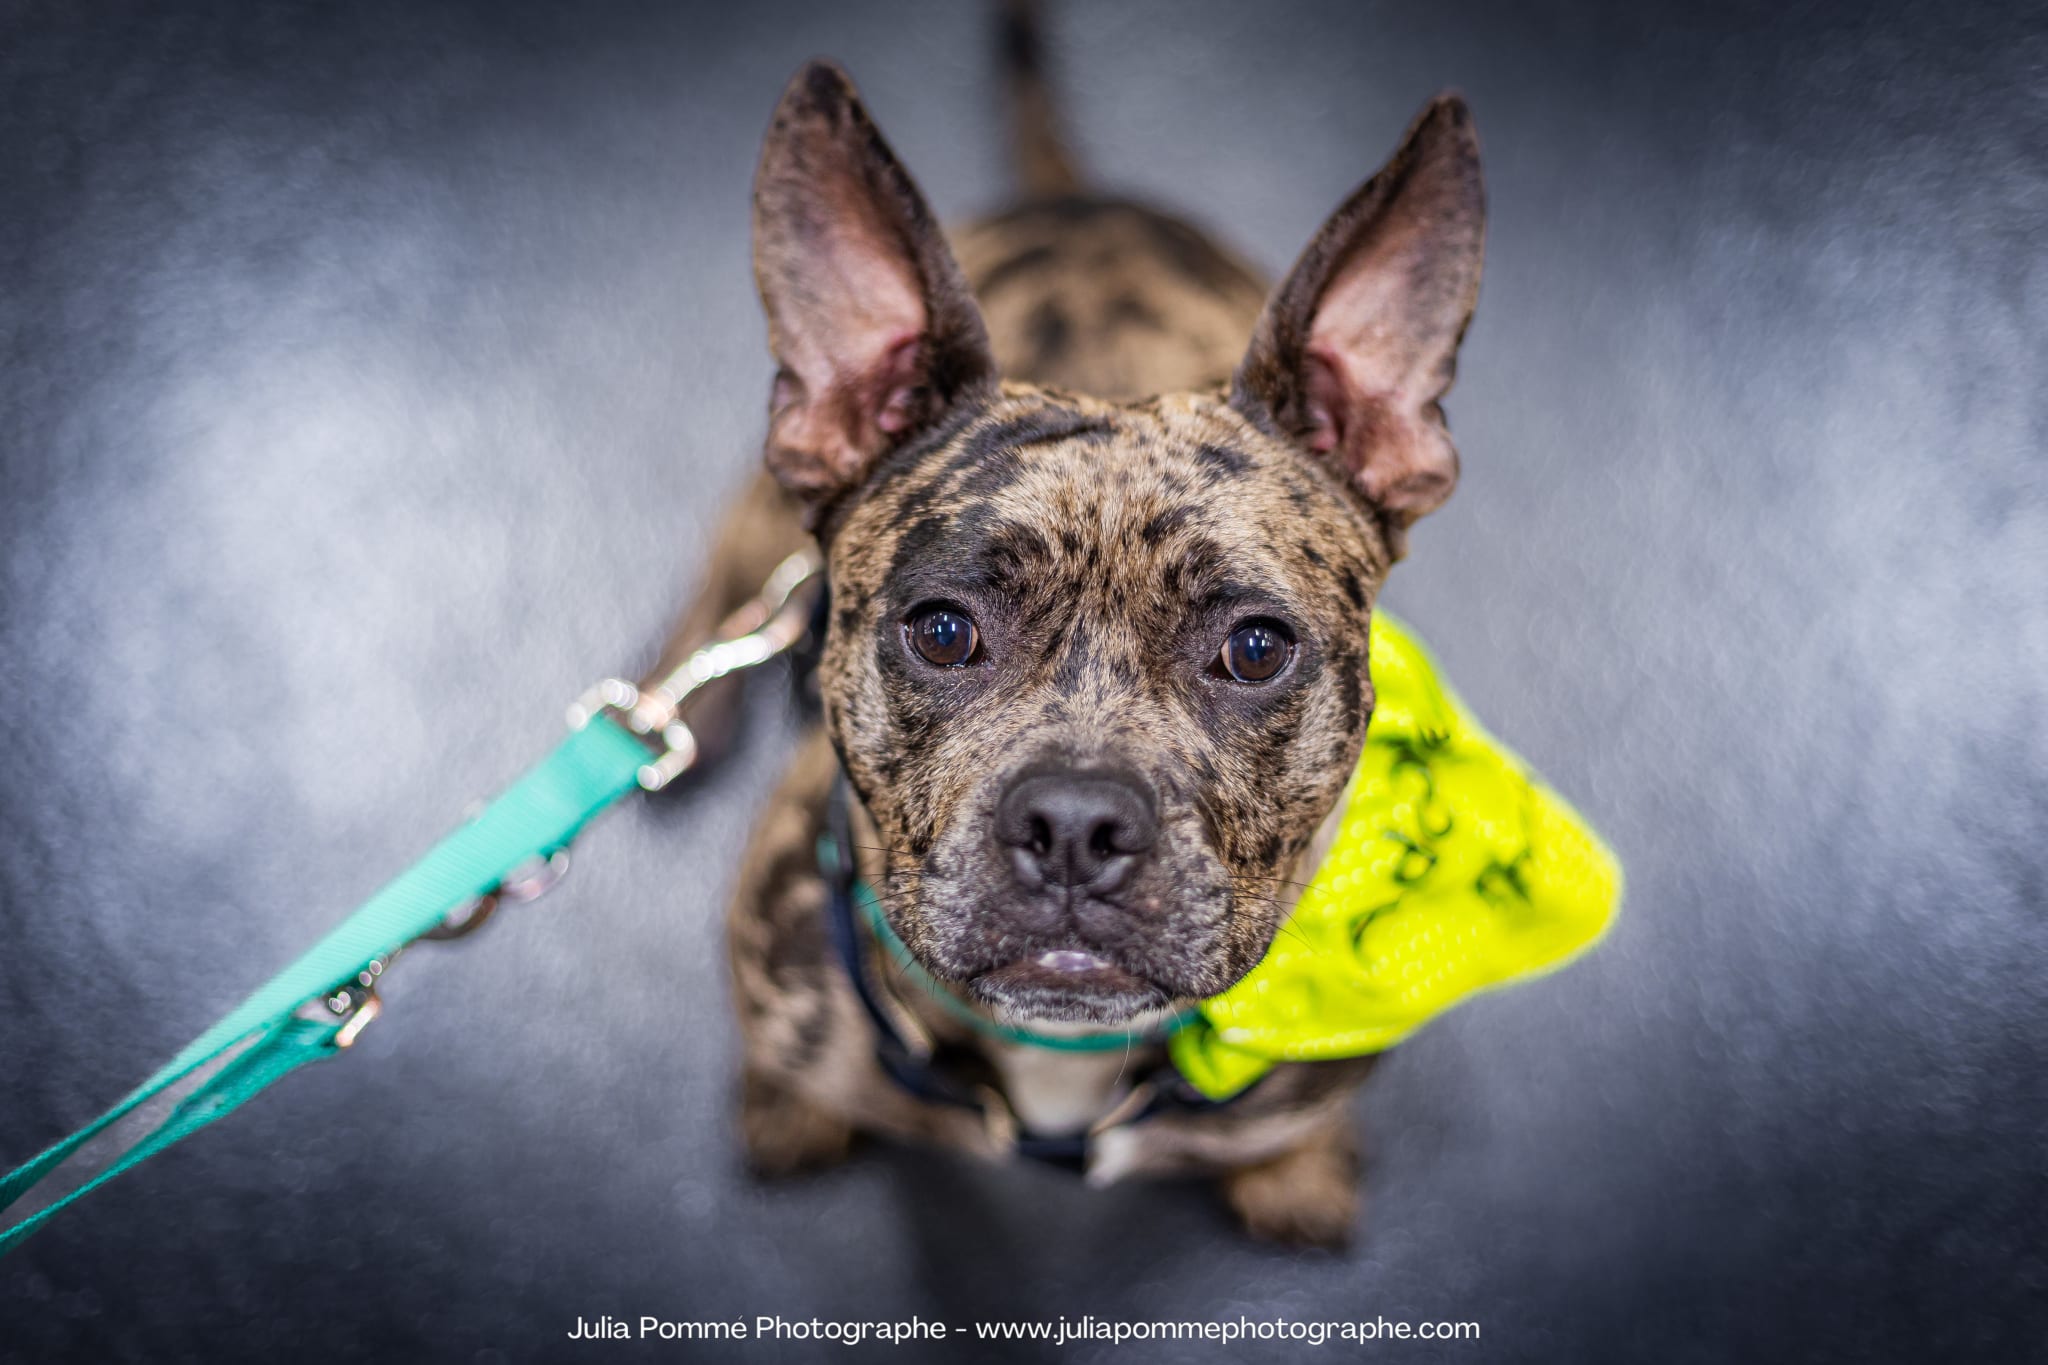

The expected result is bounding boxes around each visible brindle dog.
[658,17,1484,1245]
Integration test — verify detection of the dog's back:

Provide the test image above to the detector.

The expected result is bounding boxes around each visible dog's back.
[956,2,1270,399]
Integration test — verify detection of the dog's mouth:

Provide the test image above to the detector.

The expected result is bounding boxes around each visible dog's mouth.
[968,949,1170,1026]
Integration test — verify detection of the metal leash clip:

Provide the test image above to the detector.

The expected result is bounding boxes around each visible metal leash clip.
[320,956,388,1049]
[566,547,823,792]
[310,550,822,1049]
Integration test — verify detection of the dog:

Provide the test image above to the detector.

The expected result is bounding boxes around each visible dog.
[655,7,1484,1246]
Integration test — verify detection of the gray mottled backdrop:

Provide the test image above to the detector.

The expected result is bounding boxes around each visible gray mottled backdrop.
[2,1,2042,1361]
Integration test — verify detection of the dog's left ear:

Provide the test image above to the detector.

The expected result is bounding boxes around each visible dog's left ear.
[753,60,996,520]
[1233,95,1485,559]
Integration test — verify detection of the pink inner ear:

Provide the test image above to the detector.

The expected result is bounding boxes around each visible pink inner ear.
[1304,344,1402,467]
[871,336,925,435]
[1302,210,1440,418]
[1301,349,1353,456]
[1301,341,1455,521]
[1298,222,1459,514]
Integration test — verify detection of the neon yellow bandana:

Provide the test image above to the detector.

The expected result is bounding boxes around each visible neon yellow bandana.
[1167,612,1624,1099]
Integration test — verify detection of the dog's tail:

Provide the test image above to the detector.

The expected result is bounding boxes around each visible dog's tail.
[1000,0,1082,198]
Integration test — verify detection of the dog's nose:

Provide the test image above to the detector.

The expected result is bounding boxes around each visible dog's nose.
[996,766,1158,894]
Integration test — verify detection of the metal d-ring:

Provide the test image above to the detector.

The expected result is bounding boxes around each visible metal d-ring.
[322,956,388,1048]
[419,893,501,941]
[420,850,571,942]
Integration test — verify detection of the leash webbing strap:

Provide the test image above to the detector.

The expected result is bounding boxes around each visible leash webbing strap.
[0,715,652,1255]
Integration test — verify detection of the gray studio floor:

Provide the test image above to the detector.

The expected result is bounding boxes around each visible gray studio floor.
[2,1,2041,1361]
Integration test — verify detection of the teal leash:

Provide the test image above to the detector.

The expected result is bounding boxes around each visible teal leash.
[0,551,823,1256]
[0,718,648,1255]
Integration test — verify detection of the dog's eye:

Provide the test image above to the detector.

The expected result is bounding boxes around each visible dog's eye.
[906,605,980,667]
[1217,619,1294,683]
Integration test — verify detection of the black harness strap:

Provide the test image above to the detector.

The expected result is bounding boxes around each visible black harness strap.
[820,777,984,1114]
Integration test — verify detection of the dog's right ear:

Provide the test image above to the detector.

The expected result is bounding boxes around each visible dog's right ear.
[752,61,996,518]
[1231,95,1484,560]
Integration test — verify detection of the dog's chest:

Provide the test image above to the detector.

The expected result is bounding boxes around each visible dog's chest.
[986,1042,1153,1136]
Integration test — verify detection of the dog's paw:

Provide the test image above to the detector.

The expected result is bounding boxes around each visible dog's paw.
[1219,1134,1360,1249]
[739,1069,855,1176]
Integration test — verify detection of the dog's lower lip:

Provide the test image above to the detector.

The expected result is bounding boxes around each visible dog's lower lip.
[981,954,1145,992]
[972,953,1161,1025]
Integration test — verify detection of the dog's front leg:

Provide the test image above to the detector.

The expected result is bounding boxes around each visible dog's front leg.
[738,1064,856,1176]
[1216,1116,1362,1248]
[1085,1057,1377,1248]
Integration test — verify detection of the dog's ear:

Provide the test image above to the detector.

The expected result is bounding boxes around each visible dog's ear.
[1232,95,1484,558]
[752,60,996,517]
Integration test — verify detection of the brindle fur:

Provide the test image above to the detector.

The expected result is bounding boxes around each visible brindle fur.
[662,11,1484,1246]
